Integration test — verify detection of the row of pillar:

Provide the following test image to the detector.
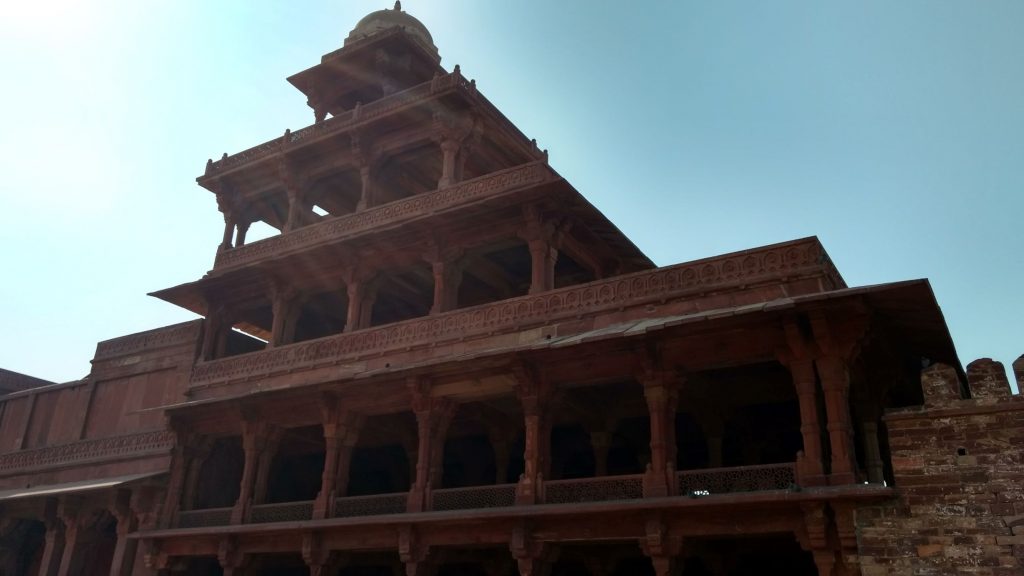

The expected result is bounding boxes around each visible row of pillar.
[200,214,562,361]
[174,345,870,528]
[32,488,158,576]
[215,109,482,254]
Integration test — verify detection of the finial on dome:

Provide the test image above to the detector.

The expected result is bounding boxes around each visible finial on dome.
[394,1,402,10]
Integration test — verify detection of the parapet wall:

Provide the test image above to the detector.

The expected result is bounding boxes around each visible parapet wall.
[856,355,1024,575]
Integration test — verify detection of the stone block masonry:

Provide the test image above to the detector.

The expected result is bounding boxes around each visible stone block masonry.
[855,357,1024,575]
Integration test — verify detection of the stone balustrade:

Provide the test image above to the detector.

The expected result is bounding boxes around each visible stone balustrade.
[0,430,175,475]
[172,463,799,529]
[677,462,797,496]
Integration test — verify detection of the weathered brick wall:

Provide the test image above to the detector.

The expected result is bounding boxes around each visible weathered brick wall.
[855,356,1024,575]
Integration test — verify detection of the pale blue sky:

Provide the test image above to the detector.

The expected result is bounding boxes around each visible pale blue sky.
[0,1,1020,391]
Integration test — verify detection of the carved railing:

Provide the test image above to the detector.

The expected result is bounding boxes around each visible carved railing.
[204,72,463,175]
[431,484,516,511]
[0,430,175,474]
[334,492,408,518]
[176,507,232,529]
[213,161,553,270]
[544,474,644,504]
[250,500,314,524]
[94,321,201,361]
[191,238,835,387]
[166,464,801,530]
[677,462,796,495]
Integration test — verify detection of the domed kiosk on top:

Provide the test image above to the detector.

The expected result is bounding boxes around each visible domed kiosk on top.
[345,1,438,57]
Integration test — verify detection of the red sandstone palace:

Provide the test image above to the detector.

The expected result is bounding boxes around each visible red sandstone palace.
[1,5,1021,576]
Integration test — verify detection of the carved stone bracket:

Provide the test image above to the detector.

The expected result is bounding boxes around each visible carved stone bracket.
[797,502,837,576]
[399,525,430,576]
[302,531,336,576]
[640,516,682,576]
[218,537,248,576]
[510,521,548,576]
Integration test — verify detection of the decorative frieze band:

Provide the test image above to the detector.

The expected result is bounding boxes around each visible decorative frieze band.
[213,161,553,270]
[0,430,175,475]
[94,321,202,362]
[192,238,840,386]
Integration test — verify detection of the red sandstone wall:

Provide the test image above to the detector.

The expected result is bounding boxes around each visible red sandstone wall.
[0,321,199,454]
[855,356,1024,575]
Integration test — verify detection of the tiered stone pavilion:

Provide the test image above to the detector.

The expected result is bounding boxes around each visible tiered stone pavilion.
[0,5,1020,576]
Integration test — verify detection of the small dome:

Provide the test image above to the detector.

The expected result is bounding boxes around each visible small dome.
[345,2,438,56]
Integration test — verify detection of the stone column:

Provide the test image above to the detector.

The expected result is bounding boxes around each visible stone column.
[408,378,456,512]
[335,432,362,498]
[220,212,235,252]
[231,421,271,524]
[345,276,377,332]
[433,110,475,190]
[862,421,884,484]
[641,369,679,497]
[234,220,251,247]
[252,430,282,505]
[352,132,378,211]
[429,257,463,314]
[38,499,64,576]
[789,359,826,486]
[815,356,857,485]
[315,428,342,520]
[159,435,193,529]
[270,284,302,347]
[284,184,305,232]
[105,490,137,576]
[491,435,511,484]
[513,364,551,505]
[527,238,557,295]
[129,487,161,576]
[590,430,611,477]
[200,306,229,361]
[179,440,212,512]
[279,158,308,233]
[315,405,363,519]
[55,498,83,576]
[357,164,376,211]
[438,138,461,188]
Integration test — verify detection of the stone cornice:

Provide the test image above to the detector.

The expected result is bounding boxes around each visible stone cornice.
[191,238,841,387]
[212,161,554,270]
